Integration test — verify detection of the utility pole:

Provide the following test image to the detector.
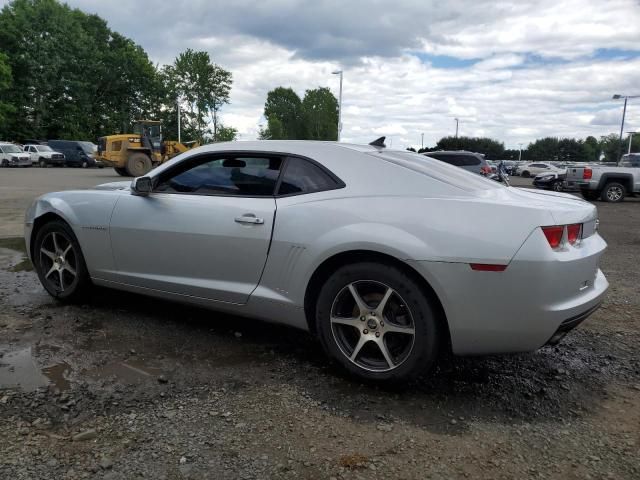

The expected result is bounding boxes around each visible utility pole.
[454,118,459,138]
[421,133,424,150]
[518,142,523,161]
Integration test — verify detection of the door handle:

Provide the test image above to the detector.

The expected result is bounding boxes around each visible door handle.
[234,215,264,225]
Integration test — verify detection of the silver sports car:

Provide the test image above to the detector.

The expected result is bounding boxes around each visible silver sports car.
[24,140,608,382]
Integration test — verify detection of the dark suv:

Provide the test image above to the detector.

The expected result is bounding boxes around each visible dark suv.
[423,150,492,176]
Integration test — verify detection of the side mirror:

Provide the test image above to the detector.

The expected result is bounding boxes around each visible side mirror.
[131,176,153,196]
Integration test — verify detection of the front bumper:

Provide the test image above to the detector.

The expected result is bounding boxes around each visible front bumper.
[411,229,608,355]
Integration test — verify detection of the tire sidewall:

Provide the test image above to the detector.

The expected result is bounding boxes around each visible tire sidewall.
[33,220,90,301]
[315,262,439,383]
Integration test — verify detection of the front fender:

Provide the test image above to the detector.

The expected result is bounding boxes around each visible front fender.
[26,190,122,277]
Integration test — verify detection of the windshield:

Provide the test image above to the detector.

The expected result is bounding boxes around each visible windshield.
[37,145,53,152]
[78,141,97,153]
[2,144,23,153]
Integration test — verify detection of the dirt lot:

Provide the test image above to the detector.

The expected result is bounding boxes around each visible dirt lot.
[1,168,639,479]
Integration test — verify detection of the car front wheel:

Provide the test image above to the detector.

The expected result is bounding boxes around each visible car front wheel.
[316,262,440,383]
[521,170,530,178]
[33,220,91,301]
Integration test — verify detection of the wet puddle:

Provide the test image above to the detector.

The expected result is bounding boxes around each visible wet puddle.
[0,346,71,392]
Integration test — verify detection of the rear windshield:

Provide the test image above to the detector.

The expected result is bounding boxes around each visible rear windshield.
[370,150,501,191]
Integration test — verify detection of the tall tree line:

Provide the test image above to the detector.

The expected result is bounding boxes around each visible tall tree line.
[411,134,639,163]
[0,0,233,143]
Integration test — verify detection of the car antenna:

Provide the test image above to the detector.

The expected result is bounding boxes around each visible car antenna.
[369,137,386,148]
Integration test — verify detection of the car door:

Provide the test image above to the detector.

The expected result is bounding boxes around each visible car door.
[24,145,35,164]
[108,153,282,304]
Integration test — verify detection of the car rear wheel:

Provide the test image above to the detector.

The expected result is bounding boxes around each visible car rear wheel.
[126,153,152,177]
[601,182,625,203]
[316,262,440,383]
[521,170,530,178]
[33,220,90,302]
[552,181,563,192]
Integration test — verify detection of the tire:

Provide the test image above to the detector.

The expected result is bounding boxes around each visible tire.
[1,159,7,167]
[33,220,91,302]
[552,181,563,192]
[125,152,152,177]
[521,170,530,178]
[315,262,440,383]
[81,160,88,168]
[114,167,129,176]
[39,158,47,168]
[601,182,626,203]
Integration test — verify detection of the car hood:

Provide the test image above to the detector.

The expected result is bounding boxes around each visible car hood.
[10,153,29,158]
[93,181,132,191]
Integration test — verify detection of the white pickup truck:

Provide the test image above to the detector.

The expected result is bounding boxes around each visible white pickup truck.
[566,154,640,202]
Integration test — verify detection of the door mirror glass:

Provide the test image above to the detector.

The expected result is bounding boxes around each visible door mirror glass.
[132,176,153,196]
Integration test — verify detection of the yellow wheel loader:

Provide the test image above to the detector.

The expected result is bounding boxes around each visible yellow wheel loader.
[97,120,198,177]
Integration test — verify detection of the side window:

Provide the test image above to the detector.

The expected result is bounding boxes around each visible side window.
[155,156,282,196]
[277,158,340,195]
[0,146,4,154]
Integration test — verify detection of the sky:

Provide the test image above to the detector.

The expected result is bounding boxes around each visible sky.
[6,0,640,148]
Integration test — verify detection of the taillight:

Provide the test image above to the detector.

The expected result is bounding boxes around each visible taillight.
[480,165,491,175]
[541,226,564,249]
[583,168,592,180]
[541,224,583,249]
[567,224,582,245]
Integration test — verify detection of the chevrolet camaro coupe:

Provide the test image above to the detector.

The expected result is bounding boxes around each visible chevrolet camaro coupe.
[24,140,609,382]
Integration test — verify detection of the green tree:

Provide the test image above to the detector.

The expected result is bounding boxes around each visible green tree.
[0,0,161,140]
[0,52,13,133]
[433,136,505,159]
[164,49,232,143]
[263,87,303,139]
[215,124,237,142]
[301,87,338,140]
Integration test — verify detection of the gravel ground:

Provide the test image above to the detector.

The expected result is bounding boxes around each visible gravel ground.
[0,169,639,479]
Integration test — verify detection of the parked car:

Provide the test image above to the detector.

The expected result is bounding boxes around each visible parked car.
[25,140,608,383]
[48,140,102,168]
[566,154,640,202]
[23,144,65,167]
[517,162,563,178]
[533,171,566,191]
[423,150,492,176]
[0,142,31,167]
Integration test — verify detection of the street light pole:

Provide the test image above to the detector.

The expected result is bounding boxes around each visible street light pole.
[454,118,459,138]
[613,94,639,163]
[332,70,343,141]
[518,142,523,161]
[421,133,424,150]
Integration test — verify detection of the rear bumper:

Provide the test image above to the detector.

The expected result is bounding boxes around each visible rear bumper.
[546,302,601,345]
[410,230,608,355]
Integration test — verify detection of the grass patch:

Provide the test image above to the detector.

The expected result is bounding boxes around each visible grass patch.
[0,237,26,253]
[0,237,32,271]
